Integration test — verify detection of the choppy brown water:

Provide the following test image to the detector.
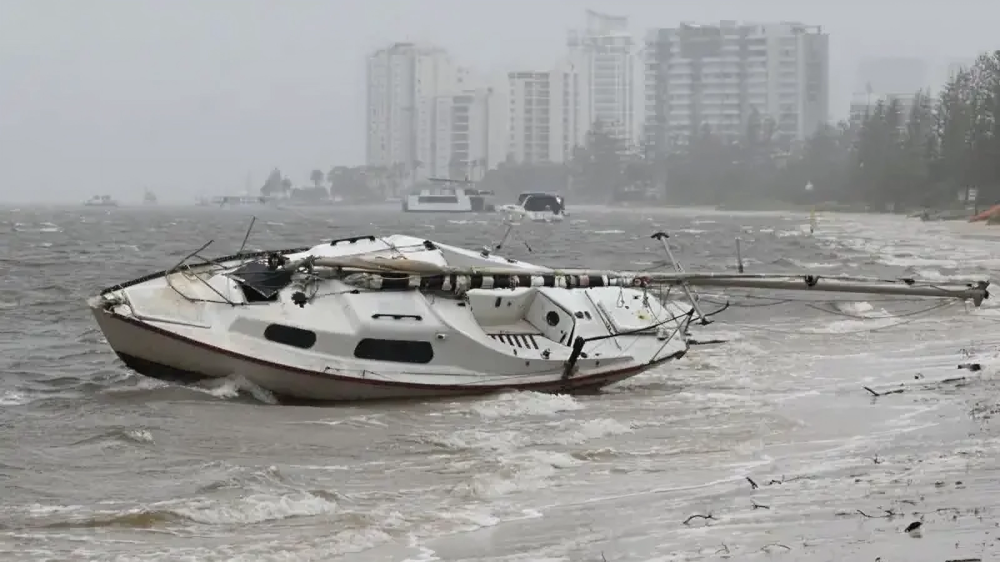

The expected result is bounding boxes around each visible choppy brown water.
[1,204,999,561]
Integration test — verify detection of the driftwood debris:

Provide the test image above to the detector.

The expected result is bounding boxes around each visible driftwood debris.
[682,513,716,525]
[687,338,728,346]
[864,386,905,397]
[857,508,898,519]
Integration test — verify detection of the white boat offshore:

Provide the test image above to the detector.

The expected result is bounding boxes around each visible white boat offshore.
[88,231,990,403]
[500,192,567,222]
[402,178,496,213]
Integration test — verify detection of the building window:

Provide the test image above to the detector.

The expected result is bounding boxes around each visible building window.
[354,339,434,364]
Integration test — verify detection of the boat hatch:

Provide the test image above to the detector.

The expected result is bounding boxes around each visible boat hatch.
[227,262,295,302]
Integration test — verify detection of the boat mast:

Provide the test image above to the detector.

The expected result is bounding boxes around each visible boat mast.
[299,227,990,306]
[311,256,989,306]
[674,275,989,306]
[651,231,709,324]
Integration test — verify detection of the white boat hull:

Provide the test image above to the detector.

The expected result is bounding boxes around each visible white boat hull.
[90,301,680,401]
[403,192,495,213]
[499,205,566,223]
[403,197,475,212]
[88,235,692,403]
[516,210,565,222]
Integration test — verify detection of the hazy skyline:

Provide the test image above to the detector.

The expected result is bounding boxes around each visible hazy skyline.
[1,0,995,203]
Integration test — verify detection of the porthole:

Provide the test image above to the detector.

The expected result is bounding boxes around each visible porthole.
[545,311,560,326]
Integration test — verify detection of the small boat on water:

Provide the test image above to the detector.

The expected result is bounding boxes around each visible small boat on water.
[402,178,495,213]
[143,189,157,205]
[212,195,271,207]
[88,228,989,404]
[84,195,118,207]
[500,192,567,222]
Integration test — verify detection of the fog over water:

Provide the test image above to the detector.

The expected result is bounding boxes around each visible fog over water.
[2,0,995,202]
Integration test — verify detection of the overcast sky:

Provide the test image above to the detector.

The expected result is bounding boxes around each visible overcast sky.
[0,0,993,203]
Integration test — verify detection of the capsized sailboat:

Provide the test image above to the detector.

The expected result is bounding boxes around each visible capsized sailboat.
[87,230,989,403]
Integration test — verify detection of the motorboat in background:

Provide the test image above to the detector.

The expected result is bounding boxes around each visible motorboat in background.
[402,178,496,213]
[212,195,271,207]
[500,192,567,222]
[84,195,119,207]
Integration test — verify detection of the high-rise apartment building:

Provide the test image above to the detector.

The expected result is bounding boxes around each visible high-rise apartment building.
[367,43,507,183]
[506,59,581,164]
[432,88,503,180]
[366,43,465,181]
[644,21,829,153]
[567,10,638,146]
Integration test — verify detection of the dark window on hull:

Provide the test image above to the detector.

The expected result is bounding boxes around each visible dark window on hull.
[264,324,317,349]
[354,339,434,364]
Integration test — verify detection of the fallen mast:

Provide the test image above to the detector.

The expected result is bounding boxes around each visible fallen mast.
[674,274,990,307]
[307,257,990,306]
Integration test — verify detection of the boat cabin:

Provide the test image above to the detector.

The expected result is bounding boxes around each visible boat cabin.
[518,193,565,214]
[404,185,496,212]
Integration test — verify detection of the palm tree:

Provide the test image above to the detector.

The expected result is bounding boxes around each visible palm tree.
[310,169,324,189]
[260,168,282,196]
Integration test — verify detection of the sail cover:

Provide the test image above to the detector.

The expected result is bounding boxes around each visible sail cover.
[228,262,295,299]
